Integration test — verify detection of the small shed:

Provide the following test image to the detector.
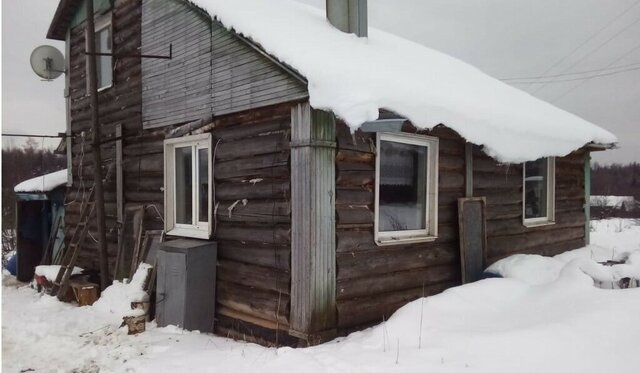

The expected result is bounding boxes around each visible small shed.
[13,169,67,282]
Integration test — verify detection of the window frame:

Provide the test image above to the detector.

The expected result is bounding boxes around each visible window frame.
[522,157,556,227]
[374,132,439,246]
[86,13,113,92]
[164,134,213,239]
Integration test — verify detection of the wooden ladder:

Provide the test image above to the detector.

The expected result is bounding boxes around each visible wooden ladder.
[51,189,96,299]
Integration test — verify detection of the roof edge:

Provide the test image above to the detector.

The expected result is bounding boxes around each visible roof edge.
[47,0,82,40]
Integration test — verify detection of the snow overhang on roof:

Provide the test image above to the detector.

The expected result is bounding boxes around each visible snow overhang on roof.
[196,0,617,163]
[14,169,68,194]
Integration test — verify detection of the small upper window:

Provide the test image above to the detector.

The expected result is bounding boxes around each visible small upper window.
[523,157,555,226]
[164,134,212,239]
[87,14,113,91]
[375,133,438,245]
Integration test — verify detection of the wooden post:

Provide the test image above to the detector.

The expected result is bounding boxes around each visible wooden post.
[290,103,337,341]
[465,142,473,197]
[584,152,591,245]
[86,0,110,289]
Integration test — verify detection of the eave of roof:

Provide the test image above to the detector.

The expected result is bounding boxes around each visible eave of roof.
[47,0,83,41]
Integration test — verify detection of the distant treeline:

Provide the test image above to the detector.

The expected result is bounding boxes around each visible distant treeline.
[591,162,640,200]
[2,140,66,231]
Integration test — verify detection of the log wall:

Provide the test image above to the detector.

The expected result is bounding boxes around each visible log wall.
[115,102,297,345]
[207,104,294,345]
[334,122,465,332]
[334,121,587,333]
[65,0,143,272]
[475,148,587,264]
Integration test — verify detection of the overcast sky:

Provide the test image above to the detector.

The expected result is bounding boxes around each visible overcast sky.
[3,0,639,164]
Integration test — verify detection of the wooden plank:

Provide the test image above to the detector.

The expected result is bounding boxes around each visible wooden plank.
[290,102,337,336]
[458,197,487,284]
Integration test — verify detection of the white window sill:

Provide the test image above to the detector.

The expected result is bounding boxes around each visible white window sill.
[523,220,556,228]
[166,227,211,240]
[375,235,438,246]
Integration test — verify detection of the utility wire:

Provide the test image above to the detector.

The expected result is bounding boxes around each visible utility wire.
[501,61,640,81]
[552,42,640,102]
[524,0,640,91]
[532,13,640,94]
[508,65,640,84]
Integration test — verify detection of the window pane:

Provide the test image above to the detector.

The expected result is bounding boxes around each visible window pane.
[95,27,112,88]
[379,140,428,232]
[524,158,548,219]
[198,148,209,223]
[175,146,193,224]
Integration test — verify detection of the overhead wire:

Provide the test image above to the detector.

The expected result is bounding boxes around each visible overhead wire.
[500,61,640,81]
[523,0,640,92]
[507,65,640,84]
[551,42,640,102]
[532,13,640,94]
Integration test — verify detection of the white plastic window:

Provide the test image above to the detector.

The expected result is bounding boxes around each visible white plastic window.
[86,14,113,91]
[375,133,439,245]
[164,134,213,239]
[523,157,555,226]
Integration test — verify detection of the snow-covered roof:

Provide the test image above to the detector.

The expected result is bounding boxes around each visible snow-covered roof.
[197,0,616,163]
[14,169,68,193]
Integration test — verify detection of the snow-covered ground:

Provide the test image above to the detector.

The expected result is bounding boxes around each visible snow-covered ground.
[3,219,640,373]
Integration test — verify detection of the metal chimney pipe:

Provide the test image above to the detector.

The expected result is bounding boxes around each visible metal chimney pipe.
[326,0,368,37]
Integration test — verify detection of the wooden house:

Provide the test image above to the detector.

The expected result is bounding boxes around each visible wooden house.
[46,0,616,346]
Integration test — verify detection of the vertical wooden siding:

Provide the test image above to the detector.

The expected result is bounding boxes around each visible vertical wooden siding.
[210,21,308,116]
[66,0,143,271]
[334,122,465,331]
[290,103,337,338]
[140,0,308,129]
[141,0,213,128]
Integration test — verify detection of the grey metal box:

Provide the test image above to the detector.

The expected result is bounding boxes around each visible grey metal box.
[156,239,217,332]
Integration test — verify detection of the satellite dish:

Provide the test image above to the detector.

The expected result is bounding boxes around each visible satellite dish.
[30,45,65,80]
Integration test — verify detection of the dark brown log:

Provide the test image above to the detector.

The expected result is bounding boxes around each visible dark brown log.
[214,153,289,180]
[217,259,290,294]
[335,149,374,164]
[215,133,290,161]
[335,170,374,189]
[217,281,289,324]
[486,211,585,236]
[439,171,465,191]
[217,241,290,271]
[217,200,291,223]
[337,264,458,300]
[337,281,456,329]
[335,188,373,205]
[473,171,522,189]
[487,226,585,258]
[336,205,373,225]
[216,180,290,200]
[215,223,291,244]
[337,244,458,280]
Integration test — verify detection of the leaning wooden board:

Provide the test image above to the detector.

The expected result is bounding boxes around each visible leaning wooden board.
[458,197,488,284]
